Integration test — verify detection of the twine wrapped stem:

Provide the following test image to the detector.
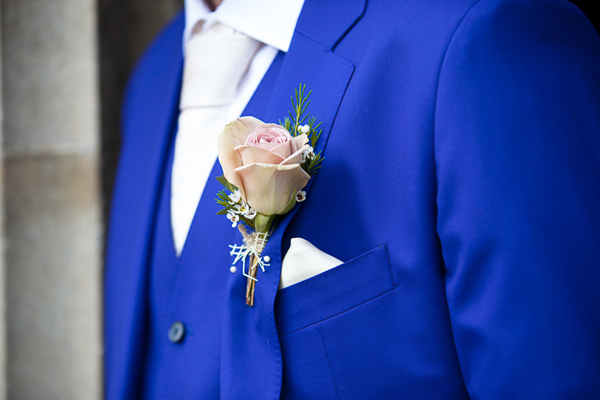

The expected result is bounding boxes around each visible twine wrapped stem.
[237,225,269,307]
[245,255,259,306]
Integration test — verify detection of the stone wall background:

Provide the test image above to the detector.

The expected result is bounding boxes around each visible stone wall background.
[2,0,101,398]
[0,0,595,399]
[0,0,180,398]
[0,5,5,399]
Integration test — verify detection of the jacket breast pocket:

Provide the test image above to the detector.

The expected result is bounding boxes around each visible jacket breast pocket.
[275,244,395,336]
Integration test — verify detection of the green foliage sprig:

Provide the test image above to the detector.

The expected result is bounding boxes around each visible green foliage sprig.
[215,177,257,230]
[279,84,324,176]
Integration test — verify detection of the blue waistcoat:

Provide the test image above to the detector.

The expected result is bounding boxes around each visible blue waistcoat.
[105,0,600,398]
[143,141,229,398]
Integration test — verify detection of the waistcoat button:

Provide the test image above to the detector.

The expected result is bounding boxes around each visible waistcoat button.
[168,321,186,343]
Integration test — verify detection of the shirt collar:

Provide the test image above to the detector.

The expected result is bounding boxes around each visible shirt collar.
[184,0,305,52]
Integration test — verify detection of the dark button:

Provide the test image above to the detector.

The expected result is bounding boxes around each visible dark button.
[168,321,185,343]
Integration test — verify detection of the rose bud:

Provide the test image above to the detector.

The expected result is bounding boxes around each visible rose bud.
[218,117,311,216]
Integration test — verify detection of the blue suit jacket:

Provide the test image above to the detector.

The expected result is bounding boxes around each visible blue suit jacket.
[105,0,600,398]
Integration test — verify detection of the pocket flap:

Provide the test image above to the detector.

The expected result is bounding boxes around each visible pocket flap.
[275,244,395,336]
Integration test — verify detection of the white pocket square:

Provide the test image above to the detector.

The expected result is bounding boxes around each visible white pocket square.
[280,238,343,289]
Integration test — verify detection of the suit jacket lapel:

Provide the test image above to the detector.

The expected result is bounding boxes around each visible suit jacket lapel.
[104,14,184,399]
[220,1,365,398]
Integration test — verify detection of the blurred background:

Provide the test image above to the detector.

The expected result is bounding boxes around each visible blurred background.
[1,0,182,398]
[0,0,595,398]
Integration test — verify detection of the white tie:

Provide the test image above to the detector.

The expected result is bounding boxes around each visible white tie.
[171,22,261,255]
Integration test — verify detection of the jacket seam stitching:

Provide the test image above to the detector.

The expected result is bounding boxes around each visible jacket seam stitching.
[319,331,341,400]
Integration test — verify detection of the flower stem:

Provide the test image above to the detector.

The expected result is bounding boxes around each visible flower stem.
[254,213,275,233]
[245,254,259,306]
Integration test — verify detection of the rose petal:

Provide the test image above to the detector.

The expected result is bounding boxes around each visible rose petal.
[248,141,283,152]
[289,138,298,154]
[234,163,311,215]
[235,145,286,165]
[269,141,294,159]
[218,117,263,197]
[245,123,292,146]
[292,134,309,153]
[244,140,293,158]
[281,144,311,165]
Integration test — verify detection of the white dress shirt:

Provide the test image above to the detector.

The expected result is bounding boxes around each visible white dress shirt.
[172,0,304,253]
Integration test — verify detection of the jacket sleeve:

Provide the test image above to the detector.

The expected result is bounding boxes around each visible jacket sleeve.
[434,0,600,398]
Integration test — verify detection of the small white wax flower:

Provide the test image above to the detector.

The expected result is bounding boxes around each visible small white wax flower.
[245,208,257,220]
[235,202,250,215]
[226,211,240,227]
[228,190,241,204]
[296,190,307,202]
[301,146,315,163]
[298,124,310,134]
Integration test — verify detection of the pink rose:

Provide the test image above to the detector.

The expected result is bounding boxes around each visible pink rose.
[218,117,311,215]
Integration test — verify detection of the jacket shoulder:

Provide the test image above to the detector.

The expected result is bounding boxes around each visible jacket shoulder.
[121,11,184,140]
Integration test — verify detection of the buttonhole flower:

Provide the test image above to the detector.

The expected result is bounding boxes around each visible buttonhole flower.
[218,117,310,215]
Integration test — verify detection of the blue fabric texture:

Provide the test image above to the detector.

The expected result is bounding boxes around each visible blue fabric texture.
[105,0,600,398]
